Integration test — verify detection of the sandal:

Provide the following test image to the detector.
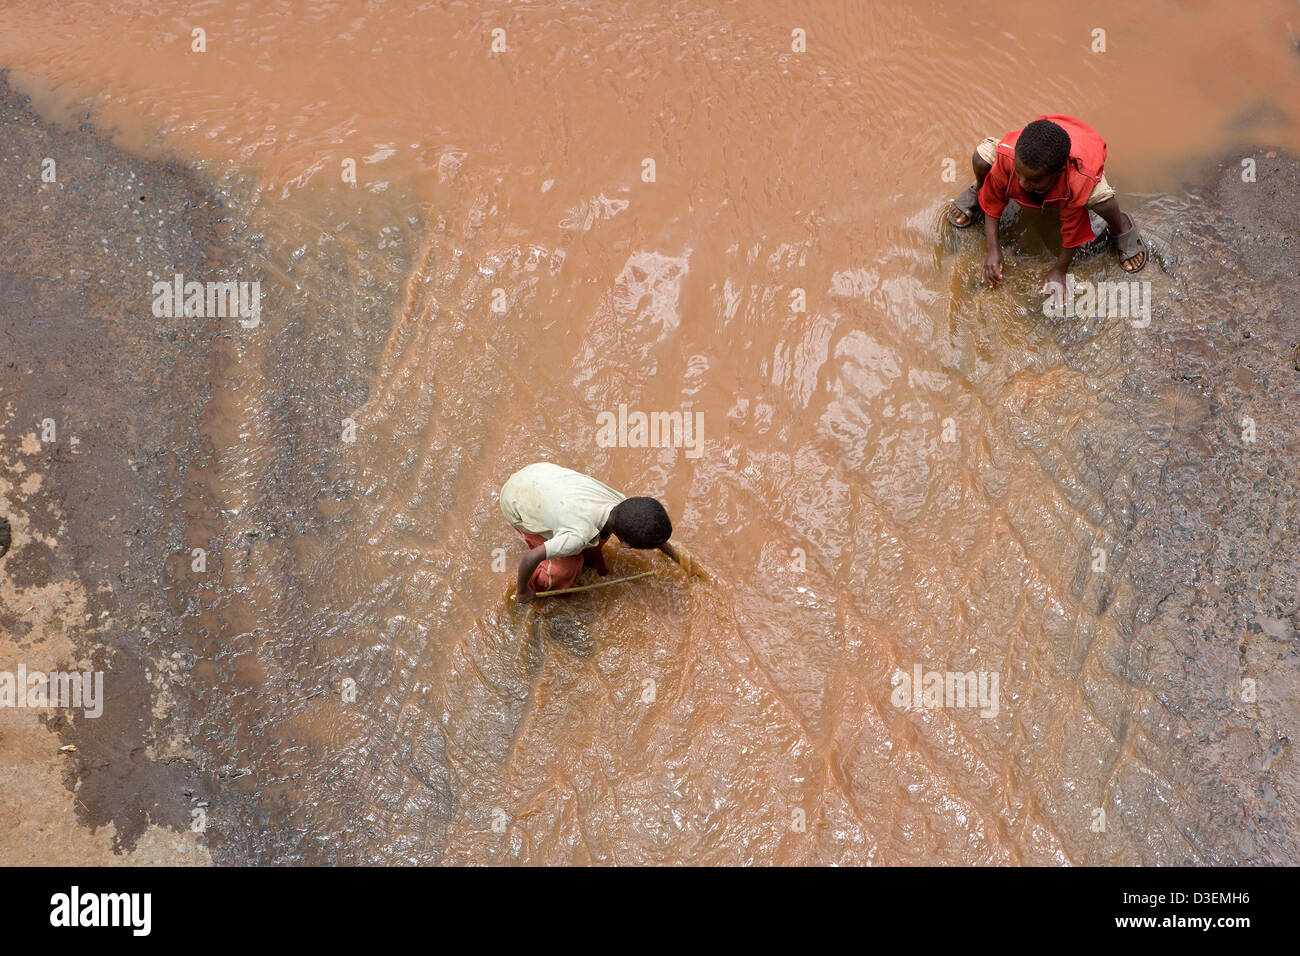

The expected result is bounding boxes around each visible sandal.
[947,183,984,228]
[1112,212,1148,273]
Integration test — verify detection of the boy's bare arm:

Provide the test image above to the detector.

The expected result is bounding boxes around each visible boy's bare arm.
[515,544,547,603]
[983,214,1003,286]
[590,542,609,575]
[659,541,710,581]
[1042,246,1078,301]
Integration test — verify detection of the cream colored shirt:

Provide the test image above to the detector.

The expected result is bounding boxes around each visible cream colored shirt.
[500,462,626,559]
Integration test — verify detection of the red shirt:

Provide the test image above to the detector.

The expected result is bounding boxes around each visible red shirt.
[977,114,1108,248]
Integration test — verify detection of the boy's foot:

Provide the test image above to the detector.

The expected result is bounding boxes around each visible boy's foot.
[947,183,984,228]
[1112,212,1148,273]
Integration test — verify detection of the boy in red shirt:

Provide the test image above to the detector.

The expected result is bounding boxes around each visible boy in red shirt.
[947,115,1148,295]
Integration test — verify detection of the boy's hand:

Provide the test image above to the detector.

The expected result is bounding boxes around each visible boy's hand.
[515,585,536,604]
[1041,266,1069,312]
[982,247,1004,286]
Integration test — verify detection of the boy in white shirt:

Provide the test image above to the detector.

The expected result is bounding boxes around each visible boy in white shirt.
[500,462,678,603]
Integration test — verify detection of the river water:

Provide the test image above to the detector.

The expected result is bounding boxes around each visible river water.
[3,0,1298,863]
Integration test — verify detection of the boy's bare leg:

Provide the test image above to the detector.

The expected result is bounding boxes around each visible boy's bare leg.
[1090,196,1147,272]
[584,544,609,576]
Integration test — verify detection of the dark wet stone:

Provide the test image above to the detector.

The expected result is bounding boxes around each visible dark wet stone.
[0,70,226,853]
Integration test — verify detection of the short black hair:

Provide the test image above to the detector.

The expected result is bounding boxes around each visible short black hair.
[610,497,672,549]
[1015,119,1071,173]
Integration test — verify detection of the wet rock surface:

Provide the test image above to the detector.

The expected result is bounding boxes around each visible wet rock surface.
[1028,151,1300,862]
[0,72,223,861]
[1114,152,1299,862]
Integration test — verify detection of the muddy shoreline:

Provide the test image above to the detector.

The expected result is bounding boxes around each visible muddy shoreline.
[1082,150,1300,862]
[0,72,231,861]
[1,69,1297,863]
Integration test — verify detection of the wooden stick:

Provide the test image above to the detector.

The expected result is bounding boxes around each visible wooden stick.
[526,570,655,598]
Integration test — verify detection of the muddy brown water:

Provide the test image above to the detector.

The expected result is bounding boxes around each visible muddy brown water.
[1,0,1298,863]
